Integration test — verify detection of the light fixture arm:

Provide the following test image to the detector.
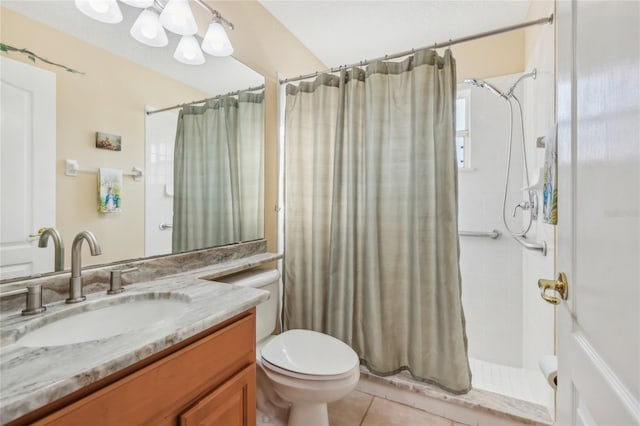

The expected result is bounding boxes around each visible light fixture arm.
[192,0,234,30]
[151,0,233,30]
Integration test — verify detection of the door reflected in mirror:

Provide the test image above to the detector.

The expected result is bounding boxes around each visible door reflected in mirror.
[0,1,265,282]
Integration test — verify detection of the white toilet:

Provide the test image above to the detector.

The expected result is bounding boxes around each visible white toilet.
[217,269,360,426]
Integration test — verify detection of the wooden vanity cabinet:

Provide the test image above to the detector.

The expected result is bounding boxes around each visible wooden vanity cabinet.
[13,309,257,426]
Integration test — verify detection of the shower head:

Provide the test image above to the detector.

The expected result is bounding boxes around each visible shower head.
[464,78,508,100]
[464,78,482,87]
[506,68,537,97]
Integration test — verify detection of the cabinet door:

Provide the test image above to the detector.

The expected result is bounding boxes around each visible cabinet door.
[180,364,256,426]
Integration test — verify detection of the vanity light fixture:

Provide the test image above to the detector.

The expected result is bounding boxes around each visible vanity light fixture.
[130,8,168,47]
[201,20,233,57]
[174,35,205,65]
[74,0,123,24]
[74,0,234,65]
[159,0,198,36]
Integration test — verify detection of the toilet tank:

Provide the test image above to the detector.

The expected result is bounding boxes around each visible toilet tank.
[216,269,280,342]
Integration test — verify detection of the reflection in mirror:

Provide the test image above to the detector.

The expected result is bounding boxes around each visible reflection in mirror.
[0,1,265,282]
[172,92,265,252]
[145,90,265,255]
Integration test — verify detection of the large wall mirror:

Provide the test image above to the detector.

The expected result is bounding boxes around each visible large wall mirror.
[0,1,265,282]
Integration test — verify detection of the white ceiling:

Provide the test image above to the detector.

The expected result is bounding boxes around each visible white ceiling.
[2,1,264,95]
[260,0,532,69]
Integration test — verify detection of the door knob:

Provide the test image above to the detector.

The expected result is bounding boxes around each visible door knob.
[28,227,47,238]
[538,272,568,305]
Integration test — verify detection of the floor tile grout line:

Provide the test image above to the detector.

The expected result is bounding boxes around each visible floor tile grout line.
[359,395,376,426]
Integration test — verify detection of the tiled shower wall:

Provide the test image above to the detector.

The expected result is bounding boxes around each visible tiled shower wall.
[458,73,526,367]
[458,0,556,413]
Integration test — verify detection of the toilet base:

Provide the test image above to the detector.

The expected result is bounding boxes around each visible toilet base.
[288,402,328,426]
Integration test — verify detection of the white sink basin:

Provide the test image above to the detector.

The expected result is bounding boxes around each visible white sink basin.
[16,298,190,347]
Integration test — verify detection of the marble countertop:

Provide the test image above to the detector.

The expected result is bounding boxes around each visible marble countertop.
[0,262,273,423]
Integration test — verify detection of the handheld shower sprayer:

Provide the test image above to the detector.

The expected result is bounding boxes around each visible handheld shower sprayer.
[463,78,508,100]
[464,69,539,237]
[464,68,536,100]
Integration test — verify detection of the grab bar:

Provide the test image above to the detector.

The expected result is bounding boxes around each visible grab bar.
[459,229,501,239]
[159,222,173,231]
[512,235,547,256]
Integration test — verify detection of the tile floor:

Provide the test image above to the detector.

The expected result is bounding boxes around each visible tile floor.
[328,390,468,426]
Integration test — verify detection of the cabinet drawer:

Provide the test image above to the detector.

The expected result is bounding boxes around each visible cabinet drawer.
[35,313,255,425]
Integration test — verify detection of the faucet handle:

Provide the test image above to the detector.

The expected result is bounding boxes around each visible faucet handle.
[108,267,139,295]
[512,201,531,217]
[24,285,47,315]
[0,284,46,316]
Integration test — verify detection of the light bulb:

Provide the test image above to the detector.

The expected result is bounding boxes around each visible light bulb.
[159,0,197,36]
[141,21,157,39]
[130,9,168,47]
[202,21,234,57]
[174,35,205,65]
[75,0,123,23]
[90,0,109,13]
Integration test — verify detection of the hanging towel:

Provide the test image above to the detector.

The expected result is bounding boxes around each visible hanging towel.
[542,124,558,224]
[98,168,123,213]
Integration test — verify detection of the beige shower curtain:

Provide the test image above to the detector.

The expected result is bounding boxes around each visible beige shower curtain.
[173,92,264,252]
[284,50,471,393]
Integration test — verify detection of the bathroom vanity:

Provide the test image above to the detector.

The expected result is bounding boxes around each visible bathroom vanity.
[0,253,279,425]
[21,311,257,426]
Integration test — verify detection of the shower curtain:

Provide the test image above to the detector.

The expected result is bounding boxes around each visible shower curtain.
[173,92,264,252]
[284,50,471,393]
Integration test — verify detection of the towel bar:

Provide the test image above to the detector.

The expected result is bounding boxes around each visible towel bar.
[64,159,144,181]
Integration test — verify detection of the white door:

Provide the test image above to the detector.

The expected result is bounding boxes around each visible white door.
[0,57,56,279]
[144,106,177,256]
[555,1,640,424]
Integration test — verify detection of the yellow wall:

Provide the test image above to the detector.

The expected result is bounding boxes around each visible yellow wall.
[1,7,208,267]
[445,30,525,83]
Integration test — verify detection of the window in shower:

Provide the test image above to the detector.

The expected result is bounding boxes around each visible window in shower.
[456,90,470,168]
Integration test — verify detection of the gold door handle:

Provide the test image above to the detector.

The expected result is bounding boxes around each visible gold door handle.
[28,227,47,238]
[538,272,568,305]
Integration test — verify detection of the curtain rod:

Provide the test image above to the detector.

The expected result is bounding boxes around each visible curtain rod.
[146,84,266,115]
[280,14,554,84]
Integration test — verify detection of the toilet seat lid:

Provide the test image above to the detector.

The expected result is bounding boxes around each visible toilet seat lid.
[261,329,359,376]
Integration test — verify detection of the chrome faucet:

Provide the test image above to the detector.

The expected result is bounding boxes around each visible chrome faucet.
[67,231,102,304]
[38,228,65,272]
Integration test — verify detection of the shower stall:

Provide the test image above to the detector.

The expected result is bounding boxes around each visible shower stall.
[276,10,557,423]
[457,70,555,415]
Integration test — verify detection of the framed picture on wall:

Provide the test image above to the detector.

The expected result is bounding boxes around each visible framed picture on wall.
[96,132,122,151]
